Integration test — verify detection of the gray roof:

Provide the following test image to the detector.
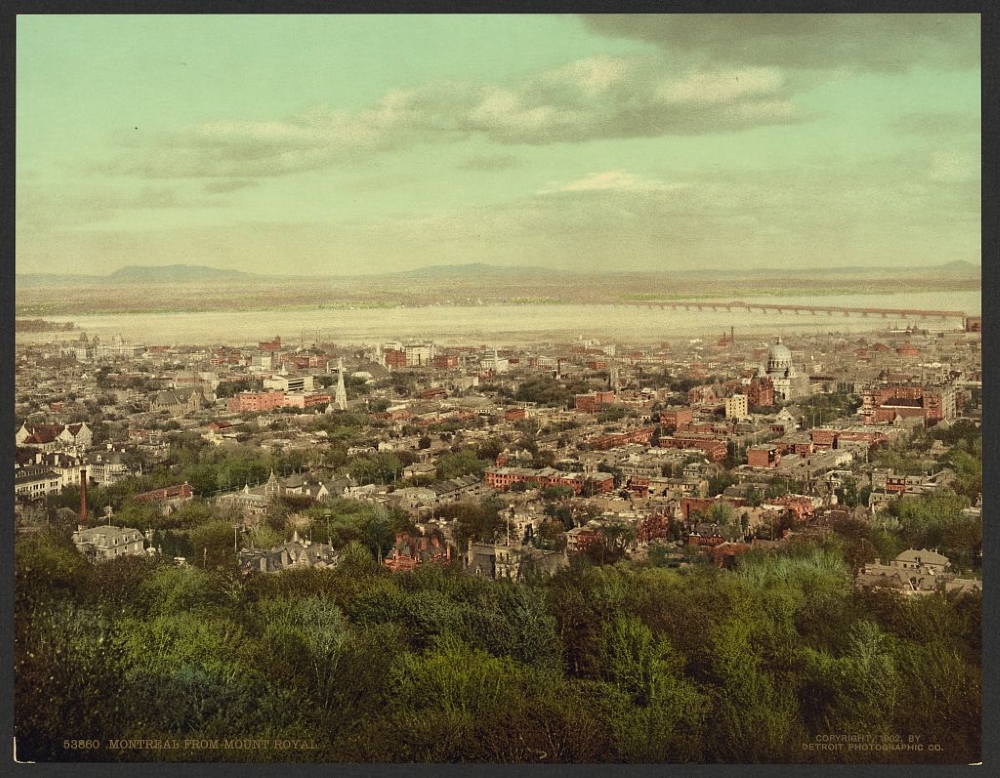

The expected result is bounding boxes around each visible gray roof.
[74,524,143,546]
[895,548,950,566]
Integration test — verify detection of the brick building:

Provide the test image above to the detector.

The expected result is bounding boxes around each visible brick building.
[659,406,693,431]
[746,377,775,408]
[228,390,286,413]
[861,384,956,426]
[588,427,656,451]
[485,467,615,495]
[658,436,728,462]
[575,391,616,413]
[384,348,407,369]
[747,444,781,469]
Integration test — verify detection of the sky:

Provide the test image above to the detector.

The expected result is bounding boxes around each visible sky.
[16,13,981,277]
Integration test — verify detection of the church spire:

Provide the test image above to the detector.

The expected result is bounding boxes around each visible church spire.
[335,357,348,411]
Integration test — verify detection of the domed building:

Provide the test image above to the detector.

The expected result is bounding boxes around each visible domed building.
[767,338,793,375]
[759,337,806,402]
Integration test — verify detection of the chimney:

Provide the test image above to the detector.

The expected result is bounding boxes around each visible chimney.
[79,468,88,527]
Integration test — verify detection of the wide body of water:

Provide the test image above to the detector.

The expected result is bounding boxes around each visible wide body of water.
[17,291,980,348]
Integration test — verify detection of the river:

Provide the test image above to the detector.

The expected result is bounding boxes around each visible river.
[15,290,980,348]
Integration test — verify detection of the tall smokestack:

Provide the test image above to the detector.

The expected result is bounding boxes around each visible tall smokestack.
[79,468,88,527]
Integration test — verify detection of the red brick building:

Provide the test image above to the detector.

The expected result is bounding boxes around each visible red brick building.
[747,444,781,468]
[228,391,285,413]
[746,377,775,408]
[420,387,448,400]
[383,533,451,571]
[810,428,887,451]
[588,427,656,451]
[658,436,728,462]
[636,512,671,543]
[485,467,615,495]
[861,384,956,425]
[384,349,407,369]
[575,391,616,413]
[659,406,693,432]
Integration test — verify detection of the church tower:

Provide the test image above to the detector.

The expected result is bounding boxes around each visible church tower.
[334,357,348,411]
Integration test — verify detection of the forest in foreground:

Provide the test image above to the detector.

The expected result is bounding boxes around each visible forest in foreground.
[15,530,980,764]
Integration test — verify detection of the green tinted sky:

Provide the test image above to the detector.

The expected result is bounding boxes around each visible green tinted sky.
[17,13,980,276]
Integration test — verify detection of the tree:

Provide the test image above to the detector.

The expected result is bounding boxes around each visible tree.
[436,450,486,480]
[602,615,709,761]
[259,596,348,712]
[707,502,736,527]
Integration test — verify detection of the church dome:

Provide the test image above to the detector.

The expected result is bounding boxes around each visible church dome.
[767,337,793,372]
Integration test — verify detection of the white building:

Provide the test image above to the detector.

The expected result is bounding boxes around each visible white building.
[72,525,145,561]
[725,394,749,420]
[759,337,809,402]
[405,343,436,367]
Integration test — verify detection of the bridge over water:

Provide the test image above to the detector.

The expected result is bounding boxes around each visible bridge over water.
[631,299,968,322]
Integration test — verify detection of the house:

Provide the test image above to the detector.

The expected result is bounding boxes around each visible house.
[72,524,146,561]
[403,462,437,480]
[462,539,567,581]
[16,422,92,451]
[383,532,452,571]
[216,470,285,518]
[566,524,604,553]
[238,530,338,573]
[150,386,210,416]
[87,449,132,486]
[134,483,195,514]
[14,467,63,501]
[856,548,978,595]
[16,449,87,489]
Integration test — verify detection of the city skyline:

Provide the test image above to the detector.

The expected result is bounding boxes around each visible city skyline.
[17,13,981,277]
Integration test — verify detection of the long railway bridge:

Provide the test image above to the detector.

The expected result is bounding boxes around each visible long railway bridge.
[631,299,968,322]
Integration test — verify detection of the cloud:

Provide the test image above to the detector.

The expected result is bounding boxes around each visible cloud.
[539,170,687,194]
[19,156,980,276]
[658,67,783,105]
[541,54,632,96]
[459,154,523,172]
[356,156,979,272]
[581,14,980,72]
[95,55,804,180]
[18,182,223,232]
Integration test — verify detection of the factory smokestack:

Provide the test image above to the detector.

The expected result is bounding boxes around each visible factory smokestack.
[79,468,88,527]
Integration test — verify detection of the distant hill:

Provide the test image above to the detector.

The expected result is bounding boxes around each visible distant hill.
[391,260,980,280]
[16,272,104,287]
[15,260,979,287]
[16,264,260,286]
[105,264,259,283]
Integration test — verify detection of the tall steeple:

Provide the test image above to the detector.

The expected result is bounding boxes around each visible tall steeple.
[335,357,348,411]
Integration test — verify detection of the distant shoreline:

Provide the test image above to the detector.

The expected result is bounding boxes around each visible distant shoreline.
[14,282,981,318]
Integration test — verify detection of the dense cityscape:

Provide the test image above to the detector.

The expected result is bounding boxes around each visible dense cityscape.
[14,312,982,762]
[14,10,981,768]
